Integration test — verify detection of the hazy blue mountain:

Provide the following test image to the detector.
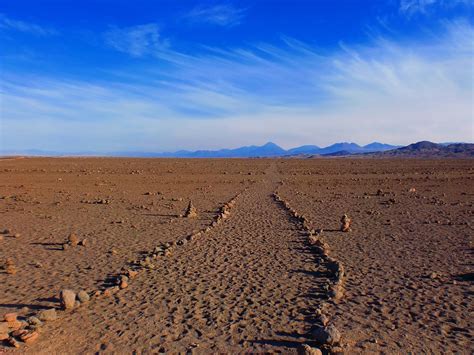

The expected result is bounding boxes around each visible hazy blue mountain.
[1,141,409,158]
[363,142,400,152]
[157,142,286,158]
[317,142,364,154]
[286,145,321,155]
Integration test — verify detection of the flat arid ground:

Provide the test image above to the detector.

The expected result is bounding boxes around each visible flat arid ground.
[0,158,472,353]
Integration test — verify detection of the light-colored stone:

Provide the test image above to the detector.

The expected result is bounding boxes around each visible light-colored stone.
[27,317,42,327]
[60,289,76,310]
[184,201,198,218]
[340,214,351,232]
[298,344,323,355]
[38,308,58,321]
[77,290,90,303]
[68,233,79,246]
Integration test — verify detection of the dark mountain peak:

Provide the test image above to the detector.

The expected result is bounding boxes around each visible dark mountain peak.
[405,141,440,150]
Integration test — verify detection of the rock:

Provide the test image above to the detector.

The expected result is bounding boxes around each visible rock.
[0,333,9,341]
[0,322,9,334]
[7,337,20,348]
[60,289,76,310]
[317,314,330,326]
[331,346,345,354]
[184,201,198,218]
[68,233,79,246]
[79,239,87,247]
[298,344,323,355]
[4,313,17,322]
[330,284,344,301]
[11,329,28,337]
[340,214,351,232]
[7,320,23,331]
[62,243,70,250]
[119,280,128,289]
[13,233,20,238]
[128,270,138,278]
[38,308,58,321]
[27,317,42,327]
[312,324,341,345]
[20,330,39,344]
[103,286,119,297]
[0,235,3,241]
[430,272,438,279]
[77,290,90,303]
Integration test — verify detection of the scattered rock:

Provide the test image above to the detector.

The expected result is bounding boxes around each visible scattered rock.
[7,320,23,331]
[68,233,79,246]
[184,201,198,218]
[27,316,42,327]
[298,344,323,355]
[119,280,128,289]
[60,289,76,310]
[79,239,87,247]
[5,258,17,275]
[312,324,341,345]
[317,314,330,326]
[4,313,17,322]
[13,233,20,238]
[20,330,39,344]
[77,290,90,303]
[7,337,20,348]
[0,322,9,334]
[38,308,58,322]
[127,270,138,279]
[340,214,352,232]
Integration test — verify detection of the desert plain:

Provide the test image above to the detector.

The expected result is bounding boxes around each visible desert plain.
[0,157,472,354]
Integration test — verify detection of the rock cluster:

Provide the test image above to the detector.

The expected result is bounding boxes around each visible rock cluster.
[184,201,198,218]
[1,312,42,347]
[8,191,245,349]
[63,233,87,250]
[340,214,351,232]
[4,258,17,275]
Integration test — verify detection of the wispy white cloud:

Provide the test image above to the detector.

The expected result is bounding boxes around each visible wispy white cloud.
[399,0,472,16]
[1,20,473,152]
[183,3,245,27]
[104,23,169,57]
[0,13,57,36]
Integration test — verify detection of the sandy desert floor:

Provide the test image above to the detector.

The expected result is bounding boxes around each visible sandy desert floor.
[0,158,472,353]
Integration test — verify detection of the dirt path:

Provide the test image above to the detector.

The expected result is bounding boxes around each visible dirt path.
[30,165,331,353]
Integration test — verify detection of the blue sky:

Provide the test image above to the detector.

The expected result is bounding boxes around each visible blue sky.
[1,0,473,153]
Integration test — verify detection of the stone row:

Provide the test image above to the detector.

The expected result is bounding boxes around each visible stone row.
[272,189,348,355]
[1,189,246,349]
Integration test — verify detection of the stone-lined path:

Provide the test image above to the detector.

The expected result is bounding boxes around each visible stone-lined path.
[29,166,332,353]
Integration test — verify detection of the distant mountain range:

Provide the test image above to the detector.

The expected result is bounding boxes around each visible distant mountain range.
[144,141,400,158]
[1,141,472,158]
